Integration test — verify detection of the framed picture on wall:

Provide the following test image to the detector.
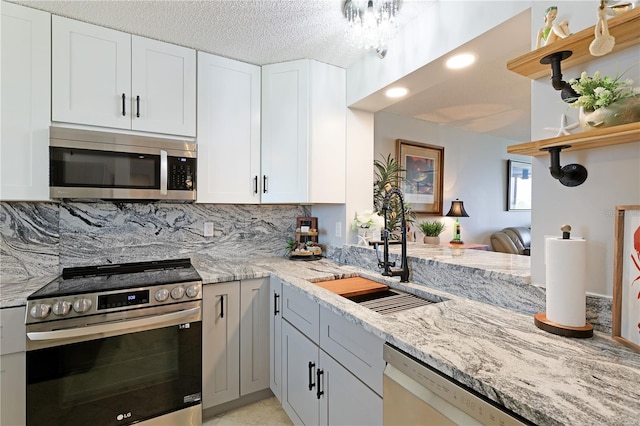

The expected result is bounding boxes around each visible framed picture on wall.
[612,205,640,353]
[396,139,444,215]
[507,160,532,211]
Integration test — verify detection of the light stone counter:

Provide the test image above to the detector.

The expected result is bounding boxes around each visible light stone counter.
[2,251,636,425]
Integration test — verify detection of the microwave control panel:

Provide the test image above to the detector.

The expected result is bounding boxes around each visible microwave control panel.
[168,157,195,190]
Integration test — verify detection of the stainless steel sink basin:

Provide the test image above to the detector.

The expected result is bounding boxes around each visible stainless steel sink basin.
[346,288,441,315]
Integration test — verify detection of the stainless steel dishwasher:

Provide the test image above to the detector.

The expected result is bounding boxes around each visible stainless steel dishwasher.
[383,344,532,426]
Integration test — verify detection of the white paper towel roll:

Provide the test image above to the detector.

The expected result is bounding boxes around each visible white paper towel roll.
[545,237,587,327]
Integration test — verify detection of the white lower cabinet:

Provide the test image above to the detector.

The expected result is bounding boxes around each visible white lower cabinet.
[278,284,383,426]
[202,278,270,410]
[0,306,27,425]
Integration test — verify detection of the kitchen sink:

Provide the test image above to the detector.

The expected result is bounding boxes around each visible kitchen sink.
[346,288,440,315]
[312,276,443,315]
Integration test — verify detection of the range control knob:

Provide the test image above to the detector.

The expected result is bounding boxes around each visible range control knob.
[185,285,200,298]
[155,288,170,302]
[52,300,72,316]
[73,298,92,314]
[30,303,51,320]
[171,286,185,300]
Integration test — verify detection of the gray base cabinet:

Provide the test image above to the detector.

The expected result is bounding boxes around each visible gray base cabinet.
[202,278,270,410]
[0,306,26,425]
[277,284,383,425]
[269,276,283,401]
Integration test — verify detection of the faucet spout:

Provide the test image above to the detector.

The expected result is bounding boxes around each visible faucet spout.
[377,186,410,282]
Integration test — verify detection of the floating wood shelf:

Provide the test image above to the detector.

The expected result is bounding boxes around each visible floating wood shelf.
[507,122,640,156]
[507,8,640,80]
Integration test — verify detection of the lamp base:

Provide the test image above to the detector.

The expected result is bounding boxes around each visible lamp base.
[533,313,593,338]
[449,239,464,244]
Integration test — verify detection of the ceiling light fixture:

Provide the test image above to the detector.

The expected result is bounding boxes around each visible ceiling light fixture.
[385,87,409,98]
[343,0,402,59]
[445,53,477,70]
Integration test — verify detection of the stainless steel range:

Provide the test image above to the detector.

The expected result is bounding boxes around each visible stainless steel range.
[25,258,203,426]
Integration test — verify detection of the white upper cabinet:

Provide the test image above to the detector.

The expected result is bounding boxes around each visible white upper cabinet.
[52,16,196,137]
[131,36,196,136]
[261,59,346,204]
[1,2,51,201]
[197,52,261,203]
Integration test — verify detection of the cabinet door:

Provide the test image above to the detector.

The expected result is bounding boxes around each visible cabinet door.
[261,60,309,203]
[197,52,261,203]
[1,352,26,426]
[239,278,270,395]
[131,36,196,136]
[281,321,319,425]
[269,277,283,401]
[202,282,240,409]
[52,15,131,129]
[319,351,382,426]
[1,2,50,201]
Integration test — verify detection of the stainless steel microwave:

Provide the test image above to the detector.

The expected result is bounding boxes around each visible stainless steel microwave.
[49,127,196,201]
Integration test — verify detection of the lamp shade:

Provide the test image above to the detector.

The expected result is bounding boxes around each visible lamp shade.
[445,199,469,218]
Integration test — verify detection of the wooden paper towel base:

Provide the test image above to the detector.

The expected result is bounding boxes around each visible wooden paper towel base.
[534,313,593,338]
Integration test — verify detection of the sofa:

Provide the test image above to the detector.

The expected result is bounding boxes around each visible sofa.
[490,227,531,255]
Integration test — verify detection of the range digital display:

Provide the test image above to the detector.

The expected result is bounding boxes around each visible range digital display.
[98,290,149,310]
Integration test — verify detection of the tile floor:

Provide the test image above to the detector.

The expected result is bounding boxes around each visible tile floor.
[203,397,293,426]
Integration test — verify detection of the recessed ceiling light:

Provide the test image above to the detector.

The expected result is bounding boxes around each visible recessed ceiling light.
[385,87,409,98]
[445,53,477,70]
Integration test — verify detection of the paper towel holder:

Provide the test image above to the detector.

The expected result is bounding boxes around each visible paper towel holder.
[534,313,593,338]
[540,145,588,187]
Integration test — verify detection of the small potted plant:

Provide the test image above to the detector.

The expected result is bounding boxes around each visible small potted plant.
[418,220,446,245]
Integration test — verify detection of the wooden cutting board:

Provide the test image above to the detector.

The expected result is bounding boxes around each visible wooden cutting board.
[314,277,388,298]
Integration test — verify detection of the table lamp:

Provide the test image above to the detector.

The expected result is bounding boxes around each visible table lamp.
[445,199,469,244]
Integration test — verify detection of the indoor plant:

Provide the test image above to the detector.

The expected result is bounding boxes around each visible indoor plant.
[373,154,415,238]
[568,70,640,131]
[418,220,446,244]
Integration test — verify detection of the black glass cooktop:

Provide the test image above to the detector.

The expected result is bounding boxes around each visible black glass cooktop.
[28,258,201,300]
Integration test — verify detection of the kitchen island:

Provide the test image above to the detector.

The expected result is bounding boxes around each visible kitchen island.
[2,245,639,425]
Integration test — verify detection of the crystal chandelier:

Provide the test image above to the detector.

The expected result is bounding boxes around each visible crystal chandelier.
[343,0,401,58]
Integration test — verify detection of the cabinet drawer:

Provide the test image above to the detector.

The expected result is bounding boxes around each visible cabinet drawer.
[320,306,384,396]
[0,307,26,355]
[282,285,319,344]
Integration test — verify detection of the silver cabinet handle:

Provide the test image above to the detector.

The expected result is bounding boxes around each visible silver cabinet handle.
[160,150,168,195]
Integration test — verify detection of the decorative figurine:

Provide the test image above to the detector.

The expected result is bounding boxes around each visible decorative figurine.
[590,0,616,56]
[544,113,579,136]
[536,6,572,49]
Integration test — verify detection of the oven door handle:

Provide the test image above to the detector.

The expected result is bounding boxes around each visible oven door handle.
[27,307,200,341]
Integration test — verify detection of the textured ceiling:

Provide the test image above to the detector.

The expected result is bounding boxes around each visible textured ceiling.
[14,0,431,68]
[10,0,531,141]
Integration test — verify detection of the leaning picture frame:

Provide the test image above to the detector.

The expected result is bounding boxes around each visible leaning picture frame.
[612,205,640,353]
[396,139,444,215]
[507,160,532,211]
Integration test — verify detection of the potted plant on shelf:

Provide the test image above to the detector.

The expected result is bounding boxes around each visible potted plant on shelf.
[418,220,446,244]
[568,70,640,131]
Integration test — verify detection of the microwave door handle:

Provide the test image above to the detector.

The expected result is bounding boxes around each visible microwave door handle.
[27,307,201,342]
[160,150,168,195]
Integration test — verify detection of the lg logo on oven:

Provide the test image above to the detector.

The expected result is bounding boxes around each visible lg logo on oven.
[116,412,132,421]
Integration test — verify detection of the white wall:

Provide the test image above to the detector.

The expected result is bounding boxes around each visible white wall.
[313,108,374,246]
[529,1,640,295]
[374,111,531,245]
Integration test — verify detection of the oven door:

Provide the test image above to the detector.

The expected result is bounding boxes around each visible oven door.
[26,304,202,426]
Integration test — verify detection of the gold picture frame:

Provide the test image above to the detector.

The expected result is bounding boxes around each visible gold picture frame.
[612,205,640,353]
[396,139,444,215]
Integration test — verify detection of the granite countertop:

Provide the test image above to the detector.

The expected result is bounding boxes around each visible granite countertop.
[2,251,638,425]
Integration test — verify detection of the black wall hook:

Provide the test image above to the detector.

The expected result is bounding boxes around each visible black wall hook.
[540,51,579,102]
[540,145,588,187]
